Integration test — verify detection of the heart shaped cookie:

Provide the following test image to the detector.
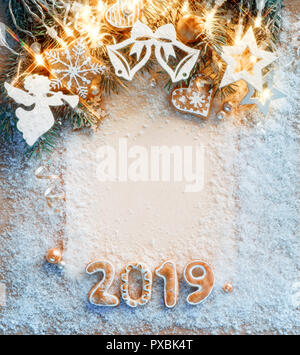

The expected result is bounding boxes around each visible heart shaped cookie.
[105,0,140,30]
[171,75,215,119]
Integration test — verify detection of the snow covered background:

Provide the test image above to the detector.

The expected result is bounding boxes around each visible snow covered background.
[0,8,299,334]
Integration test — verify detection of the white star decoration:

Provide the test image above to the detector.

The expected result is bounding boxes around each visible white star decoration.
[220,27,278,92]
[241,72,286,116]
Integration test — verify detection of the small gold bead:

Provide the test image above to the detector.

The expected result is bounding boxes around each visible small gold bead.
[224,282,234,293]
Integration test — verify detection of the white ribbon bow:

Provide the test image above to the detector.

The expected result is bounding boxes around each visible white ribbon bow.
[107,21,200,82]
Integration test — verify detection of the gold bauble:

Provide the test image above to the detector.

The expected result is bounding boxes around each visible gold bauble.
[176,15,202,44]
[46,248,63,264]
[223,282,234,293]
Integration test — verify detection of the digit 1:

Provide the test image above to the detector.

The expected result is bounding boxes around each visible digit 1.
[155,260,179,308]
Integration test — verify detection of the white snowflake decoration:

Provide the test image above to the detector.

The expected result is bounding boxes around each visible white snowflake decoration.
[189,92,207,108]
[45,40,106,98]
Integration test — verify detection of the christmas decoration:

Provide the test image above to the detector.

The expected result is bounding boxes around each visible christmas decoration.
[45,40,106,99]
[0,0,284,155]
[223,282,234,293]
[46,248,63,265]
[171,74,215,119]
[105,0,141,30]
[35,165,65,212]
[220,27,278,92]
[5,75,79,146]
[107,21,200,82]
[240,74,286,116]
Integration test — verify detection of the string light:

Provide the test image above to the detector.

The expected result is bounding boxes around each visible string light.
[204,8,217,35]
[35,54,45,66]
[260,88,271,104]
[255,16,262,28]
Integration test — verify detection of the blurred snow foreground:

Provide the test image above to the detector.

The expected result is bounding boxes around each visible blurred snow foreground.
[0,11,299,334]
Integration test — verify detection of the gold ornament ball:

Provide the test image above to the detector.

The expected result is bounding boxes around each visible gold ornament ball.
[46,248,63,264]
[224,282,234,293]
[176,15,202,44]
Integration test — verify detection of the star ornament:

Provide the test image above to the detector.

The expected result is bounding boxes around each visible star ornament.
[241,81,286,116]
[220,27,278,92]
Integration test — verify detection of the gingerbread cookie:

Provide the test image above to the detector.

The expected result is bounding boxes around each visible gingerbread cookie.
[155,261,179,308]
[184,260,214,305]
[86,261,120,307]
[171,74,215,119]
[120,262,152,307]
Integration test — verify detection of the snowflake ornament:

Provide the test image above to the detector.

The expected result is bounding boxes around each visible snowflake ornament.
[189,92,207,108]
[45,40,106,98]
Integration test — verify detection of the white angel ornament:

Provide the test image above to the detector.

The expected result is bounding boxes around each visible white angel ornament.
[5,74,79,146]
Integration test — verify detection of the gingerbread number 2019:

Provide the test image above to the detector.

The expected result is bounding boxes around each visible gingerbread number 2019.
[184,260,214,305]
[86,261,120,307]
[86,259,214,308]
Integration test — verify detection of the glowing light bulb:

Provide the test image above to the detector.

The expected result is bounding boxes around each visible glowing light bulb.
[181,0,190,14]
[260,88,271,103]
[35,54,45,66]
[64,27,73,37]
[86,24,99,40]
[81,6,91,19]
[97,0,104,12]
[204,8,217,35]
[255,16,262,28]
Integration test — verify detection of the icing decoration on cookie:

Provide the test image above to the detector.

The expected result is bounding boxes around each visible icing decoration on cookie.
[155,261,179,308]
[184,260,214,305]
[105,0,140,30]
[171,74,215,119]
[120,262,152,307]
[86,261,120,307]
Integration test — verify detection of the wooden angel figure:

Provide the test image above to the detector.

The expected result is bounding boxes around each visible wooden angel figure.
[5,74,79,146]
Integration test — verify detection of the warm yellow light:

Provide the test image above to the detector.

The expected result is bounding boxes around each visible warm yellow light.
[255,16,262,28]
[181,0,190,14]
[35,54,45,66]
[260,88,271,103]
[80,6,91,20]
[86,24,99,41]
[204,9,217,35]
[97,0,104,12]
[64,27,74,37]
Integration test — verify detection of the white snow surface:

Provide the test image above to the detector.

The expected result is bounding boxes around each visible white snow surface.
[0,11,299,334]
